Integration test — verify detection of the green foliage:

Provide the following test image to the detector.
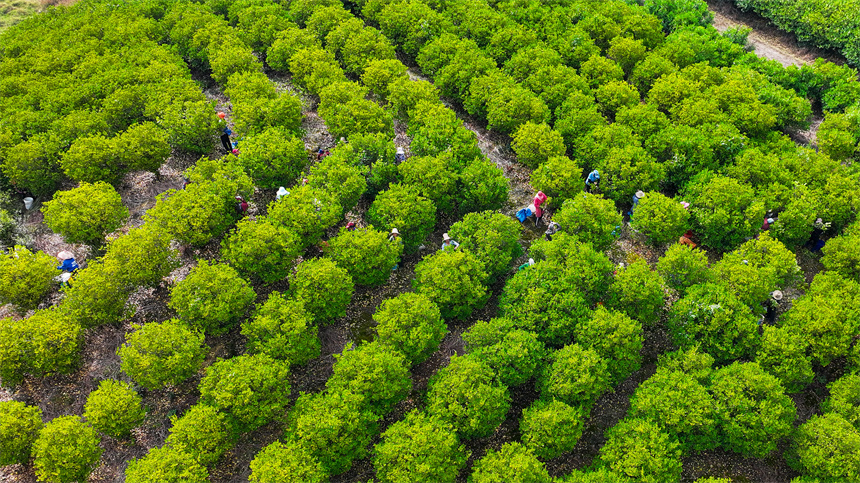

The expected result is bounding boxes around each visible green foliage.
[520,399,585,460]
[0,309,81,386]
[387,78,441,118]
[144,180,239,247]
[531,156,583,208]
[41,182,128,246]
[469,442,551,483]
[823,374,860,430]
[104,222,180,288]
[169,260,256,335]
[447,211,523,280]
[644,0,713,32]
[398,153,459,214]
[822,231,860,283]
[756,325,813,393]
[267,185,343,248]
[684,174,766,251]
[59,260,133,327]
[361,59,408,99]
[33,416,102,483]
[627,369,718,453]
[529,234,615,302]
[656,243,711,294]
[327,341,410,416]
[2,134,63,195]
[0,246,58,312]
[667,283,759,362]
[166,404,235,468]
[608,36,648,75]
[374,292,446,365]
[0,400,42,466]
[576,306,643,384]
[462,318,545,387]
[118,319,207,390]
[288,390,378,475]
[790,413,860,481]
[511,122,566,169]
[374,410,467,483]
[238,128,307,188]
[459,156,509,214]
[540,343,611,407]
[413,250,489,320]
[124,445,208,483]
[60,123,171,184]
[599,418,683,483]
[289,258,353,325]
[555,193,622,251]
[289,48,349,95]
[249,439,328,483]
[308,155,367,214]
[631,192,690,246]
[595,81,641,118]
[318,82,393,139]
[83,380,144,438]
[606,259,666,327]
[198,354,291,431]
[324,227,402,287]
[221,218,301,284]
[818,112,859,161]
[426,355,511,439]
[710,361,796,458]
[268,27,321,72]
[580,55,625,88]
[242,293,319,365]
[367,183,436,252]
[656,347,715,383]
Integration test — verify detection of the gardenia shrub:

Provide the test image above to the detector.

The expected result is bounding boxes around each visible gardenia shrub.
[605,258,666,327]
[102,226,181,288]
[413,250,489,320]
[221,218,302,284]
[462,318,545,386]
[267,185,343,248]
[166,404,235,468]
[168,260,256,336]
[0,246,58,312]
[83,379,145,438]
[756,325,814,393]
[0,401,42,466]
[367,183,436,252]
[575,306,643,384]
[630,192,690,245]
[118,319,208,390]
[0,309,82,386]
[599,418,682,483]
[555,193,622,252]
[237,127,307,188]
[683,174,765,251]
[447,211,523,281]
[655,243,712,295]
[124,445,208,483]
[289,258,354,324]
[470,442,551,483]
[823,373,860,429]
[520,399,586,460]
[530,156,583,208]
[789,413,860,481]
[60,260,133,328]
[249,439,327,483]
[373,292,446,365]
[326,341,410,416]
[241,293,320,365]
[324,227,403,286]
[41,181,129,247]
[33,416,102,483]
[539,343,611,408]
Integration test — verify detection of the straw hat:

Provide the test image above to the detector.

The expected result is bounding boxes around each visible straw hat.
[391,228,399,235]
[767,218,775,224]
[771,290,784,301]
[443,233,451,241]
[528,258,535,266]
[396,147,405,155]
[635,190,645,199]
[57,250,74,260]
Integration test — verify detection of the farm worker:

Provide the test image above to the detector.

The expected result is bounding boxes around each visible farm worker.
[218,112,232,153]
[678,230,697,249]
[182,177,191,190]
[395,147,406,163]
[235,195,248,215]
[585,170,600,193]
[346,221,356,231]
[764,290,783,324]
[440,233,460,251]
[389,228,402,270]
[629,190,645,216]
[56,250,79,273]
[545,221,560,241]
[681,201,690,209]
[761,217,775,231]
[317,148,330,160]
[276,187,289,201]
[807,218,827,252]
[231,148,240,156]
[518,258,535,271]
[533,191,547,226]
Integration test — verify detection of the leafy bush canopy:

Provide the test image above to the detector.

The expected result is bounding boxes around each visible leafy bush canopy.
[221,218,302,284]
[83,380,145,438]
[326,341,410,416]
[0,309,82,386]
[249,439,328,483]
[125,445,209,483]
[169,261,256,336]
[520,399,586,460]
[33,416,102,483]
[0,246,58,312]
[242,292,319,365]
[289,258,354,324]
[0,401,42,466]
[599,418,683,483]
[368,183,437,253]
[324,227,403,286]
[413,250,489,320]
[463,318,545,386]
[470,442,551,483]
[374,292,446,365]
[447,211,523,281]
[554,193,622,252]
[118,319,208,390]
[539,343,611,408]
[166,404,236,468]
[41,182,129,247]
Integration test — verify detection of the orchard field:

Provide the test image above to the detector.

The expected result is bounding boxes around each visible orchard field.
[0,0,859,482]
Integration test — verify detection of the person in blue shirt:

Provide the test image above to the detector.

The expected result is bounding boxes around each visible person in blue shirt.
[585,170,600,193]
[56,251,79,273]
[440,233,460,251]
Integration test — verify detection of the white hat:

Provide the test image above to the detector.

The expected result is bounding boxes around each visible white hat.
[396,147,405,155]
[635,190,645,199]
[771,290,784,301]
[767,218,775,224]
[57,250,74,260]
[528,258,535,266]
[443,233,451,241]
[391,228,399,235]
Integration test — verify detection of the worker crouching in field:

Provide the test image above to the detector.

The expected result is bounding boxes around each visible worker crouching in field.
[389,228,403,270]
[440,233,459,251]
[55,250,79,288]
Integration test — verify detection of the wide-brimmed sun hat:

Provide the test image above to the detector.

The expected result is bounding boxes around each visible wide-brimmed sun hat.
[57,250,74,260]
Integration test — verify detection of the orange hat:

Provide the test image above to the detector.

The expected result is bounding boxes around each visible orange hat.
[217,112,226,119]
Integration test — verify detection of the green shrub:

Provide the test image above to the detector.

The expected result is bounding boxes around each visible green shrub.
[644,0,712,31]
[399,154,459,214]
[33,416,102,483]
[462,318,545,386]
[0,401,42,466]
[221,218,302,284]
[605,259,666,327]
[60,261,133,328]
[60,124,170,184]
[487,85,551,134]
[447,211,523,281]
[655,243,712,294]
[327,341,410,416]
[531,156,583,208]
[104,226,180,288]
[249,439,328,483]
[41,182,129,247]
[374,410,467,483]
[710,361,796,458]
[630,192,690,246]
[683,174,765,251]
[288,258,353,325]
[528,234,615,302]
[242,293,319,365]
[166,404,235,467]
[539,343,611,408]
[459,156,509,214]
[288,390,378,475]
[83,380,145,438]
[413,250,489,320]
[470,442,551,483]
[237,128,307,188]
[520,399,585,460]
[324,227,403,287]
[580,55,625,88]
[790,413,860,481]
[169,261,256,336]
[318,82,393,139]
[554,193,622,251]
[426,355,511,439]
[362,59,408,99]
[823,374,860,430]
[627,369,718,453]
[0,246,58,312]
[599,418,682,483]
[157,100,221,154]
[667,283,759,363]
[367,183,436,253]
[267,185,343,248]
[0,310,82,386]
[268,27,321,72]
[2,133,62,196]
[822,231,860,283]
[307,155,367,214]
[756,325,813,393]
[511,122,566,169]
[125,445,208,483]
[374,292,446,365]
[144,181,238,247]
[575,306,643,384]
[118,319,207,390]
[198,354,290,431]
